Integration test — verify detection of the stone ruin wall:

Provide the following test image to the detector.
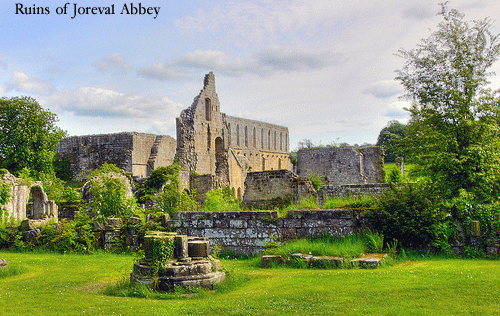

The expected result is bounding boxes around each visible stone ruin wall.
[177,72,291,198]
[57,132,176,180]
[242,170,316,209]
[1,173,57,222]
[167,210,357,254]
[296,146,384,186]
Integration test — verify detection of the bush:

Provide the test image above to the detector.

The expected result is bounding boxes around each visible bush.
[365,184,450,249]
[203,187,240,212]
[39,212,97,253]
[87,164,138,220]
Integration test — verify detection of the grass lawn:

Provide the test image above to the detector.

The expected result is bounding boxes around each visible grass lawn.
[0,251,499,315]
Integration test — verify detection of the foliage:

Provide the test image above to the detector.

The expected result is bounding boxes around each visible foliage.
[39,212,97,254]
[364,231,384,253]
[387,168,403,183]
[144,165,180,193]
[0,178,11,208]
[322,196,376,209]
[309,173,325,190]
[0,96,66,176]
[148,164,197,216]
[87,164,138,220]
[283,196,320,211]
[53,153,74,182]
[153,187,197,216]
[376,120,407,163]
[149,237,175,276]
[202,187,241,212]
[446,189,500,245]
[264,234,366,262]
[365,184,450,249]
[396,4,500,201]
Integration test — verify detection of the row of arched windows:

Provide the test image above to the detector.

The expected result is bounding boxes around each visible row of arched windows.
[228,123,288,152]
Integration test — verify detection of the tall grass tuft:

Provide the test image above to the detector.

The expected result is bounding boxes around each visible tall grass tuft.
[264,234,366,260]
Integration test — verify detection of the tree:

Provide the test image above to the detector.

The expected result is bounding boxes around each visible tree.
[376,120,406,163]
[396,4,500,200]
[0,97,66,176]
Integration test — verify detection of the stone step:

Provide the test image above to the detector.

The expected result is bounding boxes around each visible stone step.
[350,253,388,267]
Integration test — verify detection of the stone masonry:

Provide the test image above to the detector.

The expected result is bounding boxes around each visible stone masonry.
[296,146,384,185]
[57,132,176,180]
[242,170,316,209]
[167,210,357,254]
[176,72,290,197]
[1,172,58,222]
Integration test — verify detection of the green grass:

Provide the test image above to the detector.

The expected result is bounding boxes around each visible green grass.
[0,250,499,315]
[264,235,366,260]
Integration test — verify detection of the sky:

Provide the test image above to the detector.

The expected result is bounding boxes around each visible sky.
[1,0,500,150]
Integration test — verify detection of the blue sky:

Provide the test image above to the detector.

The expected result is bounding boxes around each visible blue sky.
[1,0,499,150]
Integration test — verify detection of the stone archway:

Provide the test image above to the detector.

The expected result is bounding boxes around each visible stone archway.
[28,185,47,219]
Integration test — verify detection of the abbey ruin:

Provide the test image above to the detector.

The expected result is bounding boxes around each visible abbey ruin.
[55,72,384,203]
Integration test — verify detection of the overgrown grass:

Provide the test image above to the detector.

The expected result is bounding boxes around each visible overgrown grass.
[1,250,500,315]
[264,234,367,261]
[0,263,27,279]
[322,195,376,209]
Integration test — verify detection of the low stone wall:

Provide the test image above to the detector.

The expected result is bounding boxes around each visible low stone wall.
[166,210,358,254]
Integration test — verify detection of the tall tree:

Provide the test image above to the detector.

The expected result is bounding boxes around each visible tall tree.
[0,96,66,175]
[396,4,500,200]
[376,120,406,163]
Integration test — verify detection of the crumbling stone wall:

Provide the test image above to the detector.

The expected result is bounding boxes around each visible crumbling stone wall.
[1,173,57,222]
[176,72,290,197]
[57,132,176,180]
[242,170,316,209]
[297,147,384,185]
[167,210,356,254]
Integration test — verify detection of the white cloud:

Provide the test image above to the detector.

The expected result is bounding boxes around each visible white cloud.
[255,45,336,71]
[5,71,54,95]
[177,50,251,76]
[363,80,403,99]
[137,63,184,81]
[50,86,184,120]
[172,46,335,77]
[94,53,131,73]
[383,100,409,120]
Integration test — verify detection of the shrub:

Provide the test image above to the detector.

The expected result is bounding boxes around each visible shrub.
[87,164,138,220]
[203,187,240,212]
[365,183,450,249]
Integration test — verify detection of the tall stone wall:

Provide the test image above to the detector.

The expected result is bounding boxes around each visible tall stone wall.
[176,72,290,197]
[297,147,384,185]
[242,170,316,209]
[57,132,176,180]
[167,210,356,254]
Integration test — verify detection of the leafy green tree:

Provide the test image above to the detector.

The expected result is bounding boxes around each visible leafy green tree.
[87,164,138,220]
[0,97,66,176]
[396,4,500,201]
[376,120,406,163]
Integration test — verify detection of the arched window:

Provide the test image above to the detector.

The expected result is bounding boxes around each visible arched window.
[207,125,211,151]
[274,131,277,150]
[205,98,211,121]
[236,125,240,146]
[261,129,264,149]
[227,124,231,147]
[268,130,271,149]
[245,126,248,147]
[280,133,283,151]
[253,127,256,148]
